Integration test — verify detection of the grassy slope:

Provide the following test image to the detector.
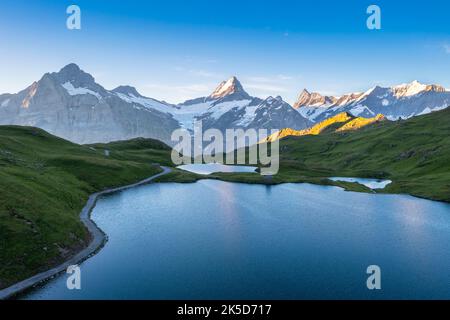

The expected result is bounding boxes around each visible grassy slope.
[0,126,171,289]
[209,108,450,202]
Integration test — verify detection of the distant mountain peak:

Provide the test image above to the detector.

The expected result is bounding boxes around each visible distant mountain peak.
[209,76,248,99]
[112,85,142,97]
[293,89,310,108]
[299,88,310,95]
[265,95,284,103]
[293,89,335,109]
[56,63,87,79]
[52,63,97,89]
[59,63,81,73]
[392,80,427,97]
[392,80,446,97]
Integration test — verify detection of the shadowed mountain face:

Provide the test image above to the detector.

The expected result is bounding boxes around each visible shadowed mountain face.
[294,80,450,123]
[0,64,180,145]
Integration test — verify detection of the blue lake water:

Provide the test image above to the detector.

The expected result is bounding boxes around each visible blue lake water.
[177,163,257,175]
[24,180,450,299]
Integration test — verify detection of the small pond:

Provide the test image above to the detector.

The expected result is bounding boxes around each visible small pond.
[329,177,392,189]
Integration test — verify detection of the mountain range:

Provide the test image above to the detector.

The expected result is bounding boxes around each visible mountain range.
[0,63,449,145]
[294,80,450,123]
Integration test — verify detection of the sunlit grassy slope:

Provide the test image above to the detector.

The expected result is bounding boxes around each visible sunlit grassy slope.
[264,112,385,142]
[0,126,171,289]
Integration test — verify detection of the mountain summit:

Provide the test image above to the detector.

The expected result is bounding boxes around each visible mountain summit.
[112,85,143,97]
[392,80,446,98]
[52,63,99,89]
[293,89,335,108]
[209,76,250,101]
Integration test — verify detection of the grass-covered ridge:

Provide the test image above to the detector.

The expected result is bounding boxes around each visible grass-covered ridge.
[0,126,172,289]
[263,112,385,142]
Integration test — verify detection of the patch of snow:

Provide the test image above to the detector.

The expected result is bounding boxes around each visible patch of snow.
[417,107,433,116]
[208,100,251,120]
[171,102,212,129]
[1,99,10,107]
[62,82,102,100]
[377,92,389,99]
[355,87,376,102]
[417,104,448,116]
[350,105,375,116]
[335,93,363,106]
[115,92,175,113]
[382,99,390,106]
[393,80,427,98]
[172,99,252,129]
[386,115,398,121]
[236,105,258,126]
[296,105,331,121]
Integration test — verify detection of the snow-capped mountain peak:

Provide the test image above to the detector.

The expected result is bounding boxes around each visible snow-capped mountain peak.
[175,78,310,131]
[61,81,103,100]
[293,89,335,108]
[50,63,108,99]
[392,80,446,98]
[293,89,311,108]
[209,76,248,100]
[393,80,427,98]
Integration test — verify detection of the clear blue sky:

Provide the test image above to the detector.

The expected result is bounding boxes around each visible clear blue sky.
[1,0,449,104]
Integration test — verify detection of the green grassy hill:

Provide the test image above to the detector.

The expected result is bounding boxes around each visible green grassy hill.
[215,107,450,202]
[0,126,171,289]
